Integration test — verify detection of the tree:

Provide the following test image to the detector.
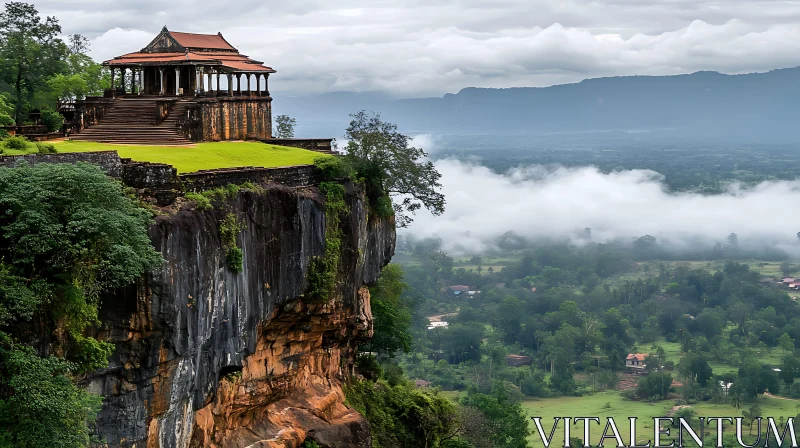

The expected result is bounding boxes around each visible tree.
[778,333,795,355]
[0,2,67,123]
[343,111,445,227]
[636,371,672,400]
[0,93,12,127]
[362,264,413,356]
[741,404,762,435]
[678,352,714,388]
[0,163,161,446]
[0,339,102,447]
[460,383,530,448]
[274,114,296,138]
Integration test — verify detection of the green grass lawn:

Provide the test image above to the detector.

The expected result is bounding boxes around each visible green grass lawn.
[523,391,673,447]
[523,391,800,447]
[2,140,330,173]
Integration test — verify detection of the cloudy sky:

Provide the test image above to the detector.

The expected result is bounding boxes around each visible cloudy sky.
[34,0,800,97]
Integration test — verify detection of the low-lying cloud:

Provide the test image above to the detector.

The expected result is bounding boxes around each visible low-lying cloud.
[404,160,800,254]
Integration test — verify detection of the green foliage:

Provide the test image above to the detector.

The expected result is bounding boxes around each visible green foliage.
[343,111,444,227]
[301,442,320,448]
[459,383,531,448]
[71,334,114,373]
[373,194,394,219]
[0,162,161,363]
[226,246,244,273]
[314,156,354,181]
[184,192,212,210]
[219,213,244,273]
[35,142,56,154]
[306,181,349,300]
[0,336,103,448]
[345,377,461,448]
[39,109,63,132]
[274,114,296,139]
[362,264,413,356]
[636,371,673,400]
[3,135,28,150]
[0,94,13,127]
[0,3,67,123]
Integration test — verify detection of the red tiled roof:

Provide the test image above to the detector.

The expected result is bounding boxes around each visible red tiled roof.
[103,28,274,73]
[626,353,648,361]
[169,31,235,50]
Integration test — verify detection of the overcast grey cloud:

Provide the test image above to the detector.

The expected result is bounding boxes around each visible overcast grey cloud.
[32,0,800,96]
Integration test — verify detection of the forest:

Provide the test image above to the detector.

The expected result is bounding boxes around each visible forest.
[359,232,800,447]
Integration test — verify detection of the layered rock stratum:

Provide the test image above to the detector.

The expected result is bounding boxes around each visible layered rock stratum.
[84,183,394,447]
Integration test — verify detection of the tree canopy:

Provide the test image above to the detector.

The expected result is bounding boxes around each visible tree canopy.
[343,110,445,227]
[0,162,161,446]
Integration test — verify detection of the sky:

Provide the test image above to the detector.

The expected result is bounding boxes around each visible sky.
[33,0,800,97]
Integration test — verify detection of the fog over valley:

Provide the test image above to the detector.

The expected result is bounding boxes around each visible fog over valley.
[402,158,800,256]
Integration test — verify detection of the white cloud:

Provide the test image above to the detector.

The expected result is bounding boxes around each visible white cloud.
[403,160,800,253]
[30,0,800,96]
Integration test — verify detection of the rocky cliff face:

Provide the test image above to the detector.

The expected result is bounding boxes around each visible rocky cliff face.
[84,182,395,448]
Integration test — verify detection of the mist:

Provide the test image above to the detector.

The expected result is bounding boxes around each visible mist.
[403,159,800,256]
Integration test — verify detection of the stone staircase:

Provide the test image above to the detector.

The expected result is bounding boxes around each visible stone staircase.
[71,98,192,146]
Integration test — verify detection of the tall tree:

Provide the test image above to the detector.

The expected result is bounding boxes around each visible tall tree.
[343,110,445,227]
[0,2,66,123]
[274,114,296,138]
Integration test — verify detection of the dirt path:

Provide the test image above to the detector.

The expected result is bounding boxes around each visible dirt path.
[764,392,793,400]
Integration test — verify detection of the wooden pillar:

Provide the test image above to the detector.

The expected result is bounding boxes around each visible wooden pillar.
[110,67,115,90]
[227,73,233,96]
[137,68,143,95]
[174,67,181,96]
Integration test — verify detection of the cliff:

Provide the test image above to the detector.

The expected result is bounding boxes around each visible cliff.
[83,181,395,447]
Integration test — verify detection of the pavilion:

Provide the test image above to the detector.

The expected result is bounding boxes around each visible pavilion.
[103,26,275,97]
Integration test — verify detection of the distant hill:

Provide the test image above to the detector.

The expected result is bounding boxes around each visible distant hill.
[273,67,800,141]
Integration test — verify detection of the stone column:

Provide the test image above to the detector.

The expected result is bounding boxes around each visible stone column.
[195,67,201,94]
[215,72,221,95]
[244,73,250,95]
[110,67,115,90]
[237,74,242,95]
[158,68,165,95]
[138,68,143,95]
[175,67,181,96]
[227,73,233,96]
[265,73,269,96]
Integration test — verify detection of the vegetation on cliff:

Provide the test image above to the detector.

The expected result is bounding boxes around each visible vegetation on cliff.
[340,111,445,227]
[0,162,161,446]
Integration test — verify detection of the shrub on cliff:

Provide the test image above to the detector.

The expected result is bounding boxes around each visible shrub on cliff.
[341,111,445,227]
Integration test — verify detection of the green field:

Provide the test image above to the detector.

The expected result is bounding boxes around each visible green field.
[2,140,330,173]
[522,391,800,447]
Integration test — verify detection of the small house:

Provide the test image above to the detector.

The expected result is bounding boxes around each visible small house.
[506,354,533,367]
[625,353,648,371]
[783,278,796,284]
[414,379,431,388]
[447,285,470,295]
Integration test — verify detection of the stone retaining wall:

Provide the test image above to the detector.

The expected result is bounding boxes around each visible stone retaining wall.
[0,151,123,177]
[180,165,318,190]
[0,150,320,205]
[264,138,334,153]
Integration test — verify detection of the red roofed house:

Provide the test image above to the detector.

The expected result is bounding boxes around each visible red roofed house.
[625,353,648,372]
[71,26,321,145]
